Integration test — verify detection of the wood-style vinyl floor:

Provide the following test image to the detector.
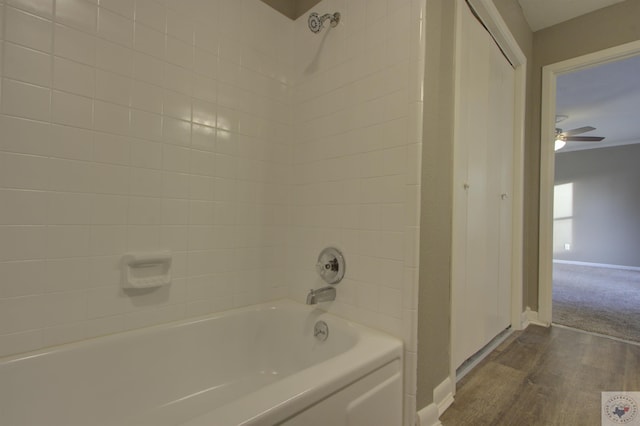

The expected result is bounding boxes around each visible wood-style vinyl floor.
[441,325,640,426]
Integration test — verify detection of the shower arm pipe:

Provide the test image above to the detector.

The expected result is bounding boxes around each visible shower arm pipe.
[319,12,338,25]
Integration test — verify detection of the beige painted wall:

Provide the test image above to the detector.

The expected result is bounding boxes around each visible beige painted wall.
[415,0,640,414]
[416,0,532,410]
[493,0,533,57]
[417,0,456,410]
[555,144,640,267]
[527,0,640,309]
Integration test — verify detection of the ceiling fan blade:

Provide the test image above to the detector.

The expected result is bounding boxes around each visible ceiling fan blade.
[564,136,605,142]
[561,126,596,136]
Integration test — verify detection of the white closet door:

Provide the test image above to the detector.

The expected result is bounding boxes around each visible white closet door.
[452,1,515,370]
[488,25,515,339]
[491,37,515,339]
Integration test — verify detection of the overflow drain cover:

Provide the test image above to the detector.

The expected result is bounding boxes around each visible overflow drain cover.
[314,321,329,341]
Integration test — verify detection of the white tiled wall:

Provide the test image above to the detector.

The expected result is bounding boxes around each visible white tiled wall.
[287,0,425,423]
[0,0,293,356]
[0,0,425,423]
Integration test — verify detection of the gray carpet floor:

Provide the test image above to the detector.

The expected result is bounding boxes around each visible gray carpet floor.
[552,262,640,343]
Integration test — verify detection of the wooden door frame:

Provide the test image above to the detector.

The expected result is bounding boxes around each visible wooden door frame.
[537,40,640,324]
[450,0,526,389]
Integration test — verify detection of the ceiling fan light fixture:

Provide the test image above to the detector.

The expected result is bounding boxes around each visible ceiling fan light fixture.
[554,138,566,151]
[554,125,604,151]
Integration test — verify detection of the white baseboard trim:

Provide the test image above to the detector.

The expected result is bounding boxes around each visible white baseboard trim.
[416,403,441,426]
[434,376,455,416]
[553,259,640,272]
[415,376,454,426]
[521,307,548,328]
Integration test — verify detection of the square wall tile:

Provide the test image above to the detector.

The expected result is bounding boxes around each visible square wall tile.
[166,8,193,43]
[47,158,95,193]
[134,0,166,33]
[54,23,96,65]
[5,6,53,52]
[0,260,47,297]
[3,42,51,87]
[0,295,45,334]
[93,132,131,165]
[56,0,97,33]
[166,36,193,68]
[0,226,48,261]
[0,189,48,225]
[162,117,191,146]
[46,192,94,225]
[53,56,95,97]
[6,0,53,18]
[98,7,133,47]
[95,69,131,106]
[1,78,51,121]
[50,124,94,161]
[130,109,163,141]
[51,90,93,128]
[96,39,133,77]
[100,0,134,19]
[93,100,130,135]
[91,194,129,224]
[134,23,165,59]
[133,52,164,87]
[0,115,51,156]
[131,80,163,113]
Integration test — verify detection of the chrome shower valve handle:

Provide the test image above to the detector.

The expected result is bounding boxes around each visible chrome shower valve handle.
[316,258,338,274]
[315,247,345,284]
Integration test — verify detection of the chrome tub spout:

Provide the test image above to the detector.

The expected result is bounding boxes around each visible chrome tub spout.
[306,286,336,305]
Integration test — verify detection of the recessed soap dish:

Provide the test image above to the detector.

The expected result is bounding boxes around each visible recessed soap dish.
[121,251,172,289]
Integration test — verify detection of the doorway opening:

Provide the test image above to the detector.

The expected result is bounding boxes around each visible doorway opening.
[539,41,640,344]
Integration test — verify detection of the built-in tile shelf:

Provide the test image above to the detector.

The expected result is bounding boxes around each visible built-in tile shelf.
[260,0,322,20]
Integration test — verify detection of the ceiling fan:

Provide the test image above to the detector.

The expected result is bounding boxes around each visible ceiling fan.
[554,126,605,151]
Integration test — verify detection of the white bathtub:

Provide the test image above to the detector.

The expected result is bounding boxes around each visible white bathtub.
[0,300,403,426]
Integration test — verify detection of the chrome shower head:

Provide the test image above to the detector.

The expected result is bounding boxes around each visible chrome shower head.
[308,12,340,33]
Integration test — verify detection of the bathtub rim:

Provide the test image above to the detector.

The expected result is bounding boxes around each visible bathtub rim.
[0,298,404,426]
[182,339,403,426]
[178,301,404,425]
[0,299,399,364]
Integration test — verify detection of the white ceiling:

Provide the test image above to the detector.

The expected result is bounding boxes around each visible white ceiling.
[555,54,640,153]
[517,0,626,31]
[515,0,640,153]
